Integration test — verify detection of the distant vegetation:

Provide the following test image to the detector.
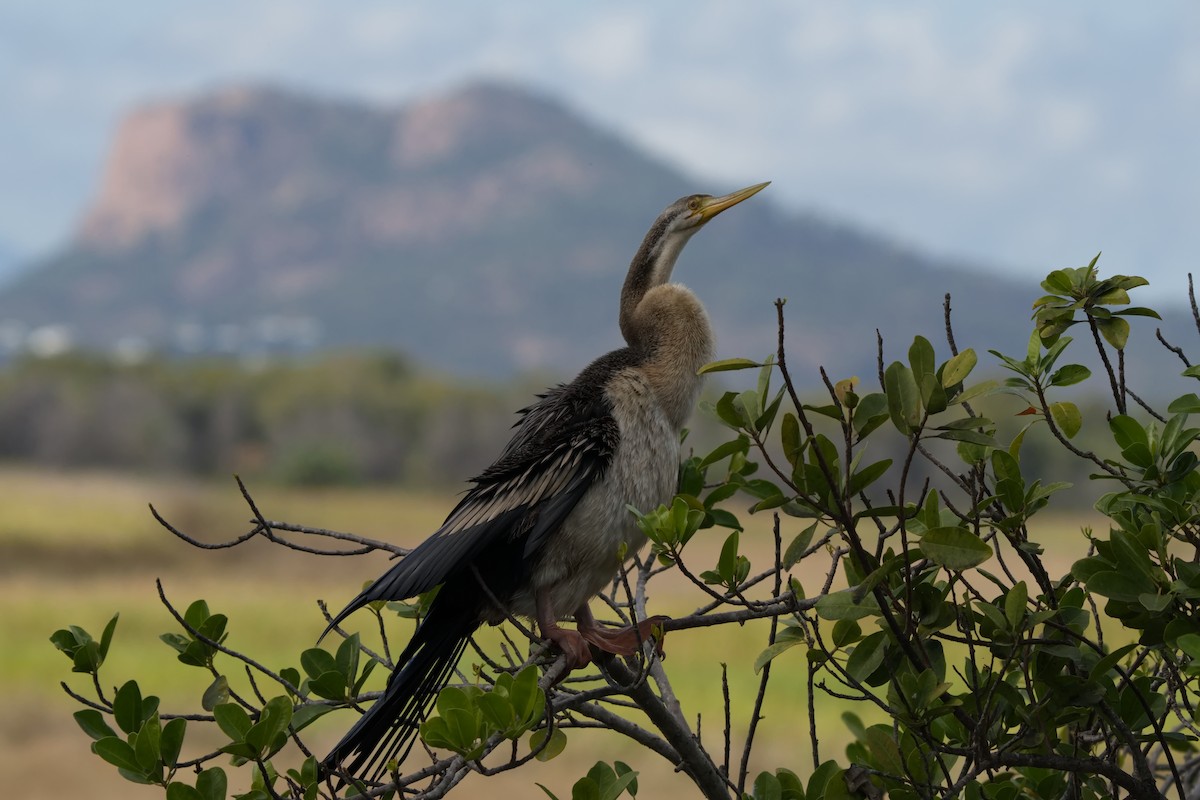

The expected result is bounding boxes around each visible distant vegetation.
[0,348,1126,501]
[0,351,529,486]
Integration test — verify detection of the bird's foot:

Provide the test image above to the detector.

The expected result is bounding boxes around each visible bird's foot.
[543,625,593,669]
[578,615,669,659]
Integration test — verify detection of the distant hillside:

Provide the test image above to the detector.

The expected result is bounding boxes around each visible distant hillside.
[0,240,21,286]
[0,81,1190,383]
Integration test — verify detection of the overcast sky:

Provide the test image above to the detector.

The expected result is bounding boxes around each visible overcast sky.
[3,1,1197,298]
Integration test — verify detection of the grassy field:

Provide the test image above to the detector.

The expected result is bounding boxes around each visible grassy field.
[1,465,1104,799]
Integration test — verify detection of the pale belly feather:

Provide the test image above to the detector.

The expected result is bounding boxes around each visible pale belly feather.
[507,368,679,619]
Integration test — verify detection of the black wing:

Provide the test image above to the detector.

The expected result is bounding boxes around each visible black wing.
[321,382,619,636]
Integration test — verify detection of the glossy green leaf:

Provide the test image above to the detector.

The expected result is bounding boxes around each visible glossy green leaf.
[196,768,228,800]
[783,523,817,569]
[1049,364,1091,387]
[1005,582,1027,629]
[213,703,252,741]
[167,783,204,800]
[816,590,876,621]
[920,527,992,570]
[202,675,230,711]
[92,736,142,774]
[847,459,892,496]
[1086,571,1152,602]
[698,358,761,374]
[74,709,118,742]
[753,638,804,674]
[752,772,783,800]
[113,680,144,736]
[845,632,887,683]
[161,717,186,767]
[1049,401,1082,439]
[531,727,568,761]
[884,361,921,434]
[1168,393,1200,414]
[1096,317,1130,350]
[941,349,977,387]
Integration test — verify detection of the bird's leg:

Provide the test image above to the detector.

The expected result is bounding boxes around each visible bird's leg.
[575,604,669,658]
[536,591,592,669]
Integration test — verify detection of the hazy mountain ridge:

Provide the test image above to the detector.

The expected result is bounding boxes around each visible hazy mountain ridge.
[0,81,1189,382]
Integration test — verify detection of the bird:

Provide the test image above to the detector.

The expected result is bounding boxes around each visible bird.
[319,181,770,786]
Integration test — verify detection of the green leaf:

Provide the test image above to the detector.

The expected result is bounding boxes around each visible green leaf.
[845,632,887,683]
[920,527,992,570]
[1168,394,1200,414]
[614,761,639,798]
[92,736,142,774]
[717,530,740,585]
[299,648,337,680]
[783,523,817,569]
[1086,571,1152,602]
[816,590,876,621]
[213,703,252,741]
[941,349,977,387]
[290,703,333,732]
[1096,317,1130,350]
[847,459,892,496]
[246,696,293,756]
[752,772,783,800]
[909,336,936,386]
[698,358,761,374]
[196,768,227,800]
[133,715,162,772]
[113,680,144,736]
[1049,364,1091,387]
[1005,582,1028,629]
[700,435,750,468]
[754,639,804,674]
[161,718,186,767]
[335,633,361,686]
[1114,306,1161,319]
[97,614,119,663]
[167,783,205,800]
[1042,269,1073,294]
[884,361,922,434]
[202,675,230,711]
[183,600,211,631]
[852,392,890,437]
[531,727,568,761]
[1049,401,1082,439]
[74,709,119,741]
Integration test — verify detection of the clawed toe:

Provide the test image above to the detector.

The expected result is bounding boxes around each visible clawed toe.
[545,627,592,669]
[579,615,669,658]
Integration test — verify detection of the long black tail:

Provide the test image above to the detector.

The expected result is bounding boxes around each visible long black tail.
[321,593,478,787]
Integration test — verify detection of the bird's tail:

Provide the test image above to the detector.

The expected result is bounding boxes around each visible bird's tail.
[321,596,476,788]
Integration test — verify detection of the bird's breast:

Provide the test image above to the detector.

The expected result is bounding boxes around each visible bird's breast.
[516,368,680,617]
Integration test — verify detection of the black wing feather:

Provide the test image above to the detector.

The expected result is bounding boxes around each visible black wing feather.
[321,371,620,638]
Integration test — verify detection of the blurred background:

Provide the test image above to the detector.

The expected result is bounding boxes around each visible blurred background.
[2,2,1197,798]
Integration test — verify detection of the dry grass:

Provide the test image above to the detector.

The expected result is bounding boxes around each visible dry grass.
[1,465,1104,799]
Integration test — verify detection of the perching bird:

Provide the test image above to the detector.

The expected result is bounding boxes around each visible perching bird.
[320,181,770,785]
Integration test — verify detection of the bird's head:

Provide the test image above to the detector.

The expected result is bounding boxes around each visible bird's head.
[664,181,772,234]
[620,181,770,347]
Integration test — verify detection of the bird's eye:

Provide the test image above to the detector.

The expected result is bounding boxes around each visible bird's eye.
[687,198,701,211]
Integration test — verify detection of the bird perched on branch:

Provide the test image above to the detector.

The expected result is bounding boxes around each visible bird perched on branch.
[320,181,770,785]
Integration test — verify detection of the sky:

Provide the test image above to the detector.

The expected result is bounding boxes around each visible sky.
[2,1,1198,299]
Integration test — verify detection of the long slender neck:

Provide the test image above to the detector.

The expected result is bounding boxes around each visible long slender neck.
[619,224,694,347]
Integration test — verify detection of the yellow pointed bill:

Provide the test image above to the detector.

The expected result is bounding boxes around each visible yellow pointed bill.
[695,181,771,221]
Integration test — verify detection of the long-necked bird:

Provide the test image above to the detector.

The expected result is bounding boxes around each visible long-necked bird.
[320,182,770,785]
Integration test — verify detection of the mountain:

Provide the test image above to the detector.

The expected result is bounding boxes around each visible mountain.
[0,82,1188,382]
[0,241,22,286]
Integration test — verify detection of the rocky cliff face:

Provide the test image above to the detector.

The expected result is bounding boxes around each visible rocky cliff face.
[0,81,1096,379]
